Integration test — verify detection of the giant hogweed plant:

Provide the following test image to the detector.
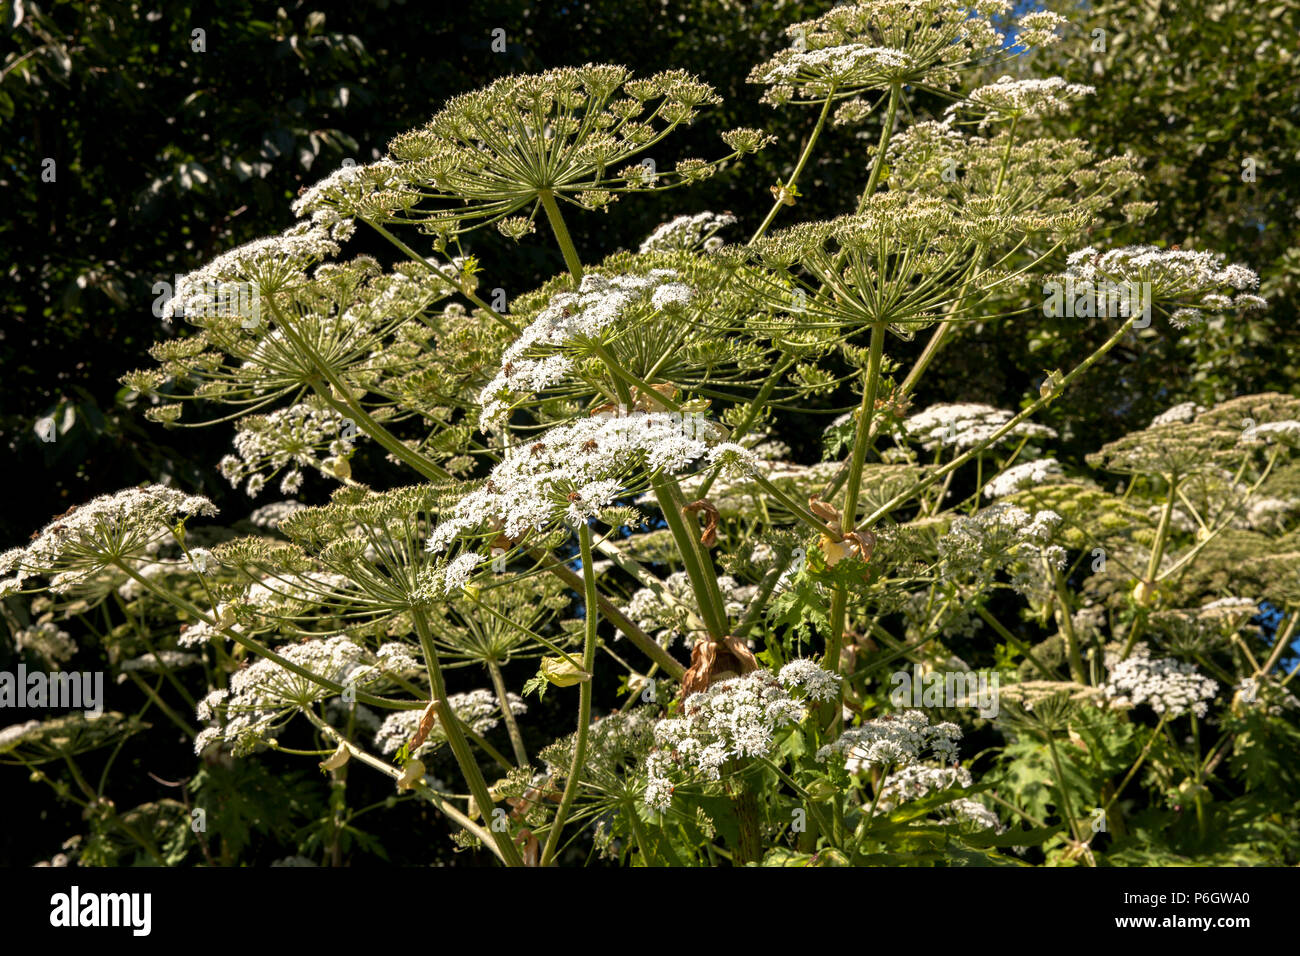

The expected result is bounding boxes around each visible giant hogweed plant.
[4,2,1299,868]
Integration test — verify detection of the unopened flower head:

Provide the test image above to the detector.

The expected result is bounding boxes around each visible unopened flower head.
[376,65,737,234]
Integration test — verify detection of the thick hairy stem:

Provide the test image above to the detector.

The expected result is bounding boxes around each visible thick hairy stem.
[726,761,763,866]
[1122,473,1179,658]
[651,474,729,639]
[823,319,886,697]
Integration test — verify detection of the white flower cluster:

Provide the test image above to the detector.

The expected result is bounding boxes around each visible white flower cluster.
[1150,402,1205,426]
[877,763,971,809]
[0,485,217,590]
[884,116,968,168]
[954,75,1095,128]
[118,650,202,676]
[752,44,915,102]
[817,710,962,773]
[876,762,1005,830]
[1062,245,1263,328]
[194,636,378,754]
[947,798,1002,830]
[622,570,758,649]
[1014,10,1068,47]
[373,689,526,758]
[1102,643,1219,718]
[983,458,1063,499]
[542,708,658,780]
[903,403,1057,452]
[291,158,409,231]
[747,1,1026,106]
[479,270,694,426]
[427,409,728,552]
[1245,420,1300,447]
[1244,495,1299,531]
[638,212,736,253]
[940,503,1065,599]
[161,219,351,325]
[1198,597,1259,619]
[219,403,359,498]
[248,500,309,530]
[777,659,844,702]
[644,667,836,810]
[13,622,77,666]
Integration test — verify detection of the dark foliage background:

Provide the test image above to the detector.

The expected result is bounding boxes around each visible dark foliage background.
[1,0,1296,865]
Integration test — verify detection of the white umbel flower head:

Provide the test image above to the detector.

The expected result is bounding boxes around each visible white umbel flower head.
[0,485,217,590]
[1102,643,1219,718]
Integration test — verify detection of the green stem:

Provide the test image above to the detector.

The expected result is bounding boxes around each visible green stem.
[412,607,525,867]
[856,84,901,212]
[1122,473,1179,658]
[651,474,729,639]
[750,89,836,243]
[841,320,887,534]
[823,319,886,689]
[1101,715,1167,819]
[487,660,529,767]
[539,189,584,283]
[264,295,450,481]
[1054,569,1087,684]
[533,550,685,679]
[540,522,599,866]
[1045,734,1085,853]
